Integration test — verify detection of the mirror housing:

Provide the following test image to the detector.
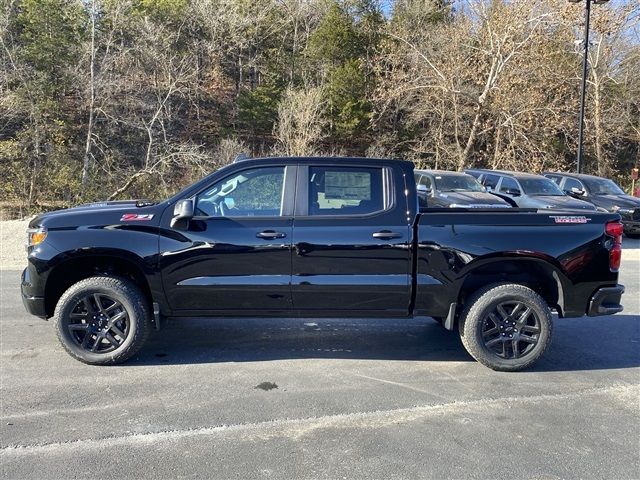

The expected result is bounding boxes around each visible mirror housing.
[170,199,194,230]
[505,188,521,197]
[569,187,586,198]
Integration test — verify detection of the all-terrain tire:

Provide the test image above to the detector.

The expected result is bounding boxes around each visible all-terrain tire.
[458,283,553,371]
[53,276,152,365]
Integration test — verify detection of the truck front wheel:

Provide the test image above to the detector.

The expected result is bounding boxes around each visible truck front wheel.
[53,276,152,365]
[458,283,552,371]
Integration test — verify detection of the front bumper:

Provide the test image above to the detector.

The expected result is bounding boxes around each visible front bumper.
[21,268,47,318]
[622,220,640,234]
[587,284,624,316]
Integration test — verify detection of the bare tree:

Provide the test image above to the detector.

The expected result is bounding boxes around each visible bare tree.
[275,86,326,156]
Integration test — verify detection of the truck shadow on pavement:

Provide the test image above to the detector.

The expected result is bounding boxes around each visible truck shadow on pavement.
[130,314,640,372]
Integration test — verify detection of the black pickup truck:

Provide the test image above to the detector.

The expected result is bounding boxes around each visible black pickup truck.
[22,157,625,371]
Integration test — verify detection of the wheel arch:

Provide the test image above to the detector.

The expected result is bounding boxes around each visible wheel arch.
[456,255,569,319]
[44,252,153,318]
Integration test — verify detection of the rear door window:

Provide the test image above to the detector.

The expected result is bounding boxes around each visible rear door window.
[308,166,385,216]
[546,175,562,185]
[499,177,521,195]
[483,174,500,191]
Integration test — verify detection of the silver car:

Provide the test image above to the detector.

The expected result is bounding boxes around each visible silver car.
[464,170,597,211]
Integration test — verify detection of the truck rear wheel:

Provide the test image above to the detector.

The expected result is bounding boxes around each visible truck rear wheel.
[458,283,552,371]
[53,276,152,365]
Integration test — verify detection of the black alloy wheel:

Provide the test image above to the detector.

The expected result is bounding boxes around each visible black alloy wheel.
[481,301,541,360]
[66,293,131,354]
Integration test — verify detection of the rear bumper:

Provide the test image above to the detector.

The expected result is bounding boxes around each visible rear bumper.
[587,284,624,316]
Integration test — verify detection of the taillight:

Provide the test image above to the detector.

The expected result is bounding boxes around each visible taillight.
[605,221,623,239]
[605,220,623,271]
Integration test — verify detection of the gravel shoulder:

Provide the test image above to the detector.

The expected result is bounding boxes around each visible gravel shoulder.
[0,220,29,270]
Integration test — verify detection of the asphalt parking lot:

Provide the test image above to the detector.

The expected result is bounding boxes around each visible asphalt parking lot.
[1,246,639,479]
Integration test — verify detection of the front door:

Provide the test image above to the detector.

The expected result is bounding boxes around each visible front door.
[291,164,412,317]
[160,165,295,315]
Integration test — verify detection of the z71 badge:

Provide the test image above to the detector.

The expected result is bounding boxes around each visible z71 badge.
[549,215,591,224]
[120,213,154,222]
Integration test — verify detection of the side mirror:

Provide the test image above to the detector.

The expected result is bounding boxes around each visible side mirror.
[569,187,586,198]
[416,184,428,193]
[170,199,194,230]
[505,189,521,197]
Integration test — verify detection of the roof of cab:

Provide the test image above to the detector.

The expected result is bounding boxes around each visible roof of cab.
[542,171,611,181]
[231,156,414,166]
[415,169,472,176]
[464,168,549,180]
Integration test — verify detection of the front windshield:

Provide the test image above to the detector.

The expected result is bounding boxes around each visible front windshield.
[434,174,484,192]
[583,178,625,195]
[518,178,565,196]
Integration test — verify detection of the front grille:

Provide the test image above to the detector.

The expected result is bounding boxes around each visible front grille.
[633,208,640,221]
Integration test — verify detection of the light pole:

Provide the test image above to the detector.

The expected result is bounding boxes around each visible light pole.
[569,0,610,174]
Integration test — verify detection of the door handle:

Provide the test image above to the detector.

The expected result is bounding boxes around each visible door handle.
[372,231,402,240]
[257,230,287,239]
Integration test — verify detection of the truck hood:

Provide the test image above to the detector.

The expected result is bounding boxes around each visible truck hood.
[589,194,640,211]
[529,195,596,211]
[434,191,510,207]
[29,200,163,229]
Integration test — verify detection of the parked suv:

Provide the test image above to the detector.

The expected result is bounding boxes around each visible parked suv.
[414,170,511,209]
[543,172,640,238]
[465,169,596,211]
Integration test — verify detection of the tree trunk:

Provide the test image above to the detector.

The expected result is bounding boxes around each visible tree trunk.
[82,0,97,190]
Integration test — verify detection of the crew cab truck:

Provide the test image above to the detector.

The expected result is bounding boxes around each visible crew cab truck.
[21,157,625,371]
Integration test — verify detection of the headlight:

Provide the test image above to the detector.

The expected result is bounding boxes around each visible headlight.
[26,227,47,247]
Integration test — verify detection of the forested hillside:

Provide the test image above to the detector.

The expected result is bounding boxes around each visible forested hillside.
[1,0,638,210]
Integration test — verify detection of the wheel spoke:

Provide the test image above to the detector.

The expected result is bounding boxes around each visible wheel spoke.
[520,324,540,334]
[483,326,499,338]
[516,307,532,325]
[485,337,503,348]
[511,340,520,358]
[496,304,509,321]
[94,294,105,314]
[82,297,95,314]
[519,335,538,345]
[104,332,120,347]
[68,324,89,331]
[488,312,501,325]
[69,312,88,319]
[108,311,127,323]
[81,331,94,348]
[105,301,122,314]
[109,324,126,338]
[510,303,524,317]
[90,336,102,352]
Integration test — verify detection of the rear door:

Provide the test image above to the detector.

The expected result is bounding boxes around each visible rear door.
[291,163,412,316]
